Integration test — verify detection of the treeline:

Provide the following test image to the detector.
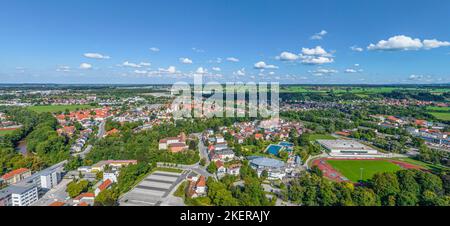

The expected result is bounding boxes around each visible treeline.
[286,169,450,206]
[182,161,275,206]
[380,91,448,102]
[0,107,70,174]
[86,117,254,165]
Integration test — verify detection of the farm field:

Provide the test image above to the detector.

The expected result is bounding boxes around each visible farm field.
[429,112,450,121]
[326,159,402,182]
[26,104,95,113]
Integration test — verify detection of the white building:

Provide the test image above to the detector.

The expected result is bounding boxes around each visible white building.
[317,139,379,157]
[11,185,38,206]
[103,172,118,183]
[40,171,60,190]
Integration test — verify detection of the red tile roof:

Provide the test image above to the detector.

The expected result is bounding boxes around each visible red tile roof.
[49,201,66,206]
[196,176,206,187]
[74,192,95,200]
[98,179,113,191]
[78,202,89,206]
[1,168,30,180]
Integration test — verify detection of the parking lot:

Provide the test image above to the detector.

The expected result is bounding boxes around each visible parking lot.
[119,170,187,206]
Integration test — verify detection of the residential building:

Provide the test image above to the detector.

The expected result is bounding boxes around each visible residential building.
[95,179,113,196]
[40,171,60,190]
[1,168,31,185]
[11,185,38,206]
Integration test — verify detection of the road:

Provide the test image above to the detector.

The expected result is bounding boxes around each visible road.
[73,144,93,159]
[97,120,106,138]
[194,133,210,165]
[32,178,72,206]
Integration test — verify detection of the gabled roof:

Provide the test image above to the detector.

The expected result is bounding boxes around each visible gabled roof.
[74,192,95,200]
[98,179,113,191]
[1,168,30,180]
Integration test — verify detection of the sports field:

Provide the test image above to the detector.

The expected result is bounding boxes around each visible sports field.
[27,104,94,113]
[326,159,402,182]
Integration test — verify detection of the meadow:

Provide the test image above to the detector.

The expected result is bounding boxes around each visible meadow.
[26,104,95,113]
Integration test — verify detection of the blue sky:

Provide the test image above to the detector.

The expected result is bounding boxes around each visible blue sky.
[0,0,449,84]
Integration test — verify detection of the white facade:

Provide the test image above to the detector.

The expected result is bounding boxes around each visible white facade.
[11,186,38,206]
[103,172,118,183]
[40,171,60,189]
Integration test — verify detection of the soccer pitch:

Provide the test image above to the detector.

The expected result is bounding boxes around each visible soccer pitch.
[326,159,402,182]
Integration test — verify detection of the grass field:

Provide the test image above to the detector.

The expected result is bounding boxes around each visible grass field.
[429,112,450,121]
[0,130,16,136]
[307,134,336,141]
[327,159,402,182]
[27,104,95,113]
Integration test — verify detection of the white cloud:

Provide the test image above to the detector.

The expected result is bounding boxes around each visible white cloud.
[192,47,205,53]
[149,47,160,52]
[423,39,450,49]
[56,66,71,72]
[277,51,299,61]
[159,66,177,74]
[344,69,357,73]
[234,68,246,76]
[80,63,92,69]
[309,68,338,76]
[122,61,151,68]
[301,56,334,65]
[212,67,221,72]
[301,46,329,56]
[368,35,423,51]
[84,53,110,59]
[311,30,328,40]
[134,70,148,75]
[299,46,334,65]
[179,58,193,64]
[350,46,364,52]
[254,61,278,69]
[226,57,240,62]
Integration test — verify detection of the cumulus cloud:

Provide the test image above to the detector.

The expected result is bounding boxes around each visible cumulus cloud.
[367,35,450,51]
[277,51,299,61]
[423,39,450,49]
[121,61,151,68]
[300,46,334,65]
[212,67,221,72]
[233,68,246,76]
[301,46,330,56]
[80,63,92,69]
[254,61,278,69]
[311,30,328,40]
[226,57,240,62]
[149,47,160,52]
[301,56,334,65]
[350,46,364,52]
[276,46,334,65]
[179,58,193,64]
[158,66,177,74]
[84,53,110,59]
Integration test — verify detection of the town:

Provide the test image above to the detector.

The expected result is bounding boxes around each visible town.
[0,84,449,207]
